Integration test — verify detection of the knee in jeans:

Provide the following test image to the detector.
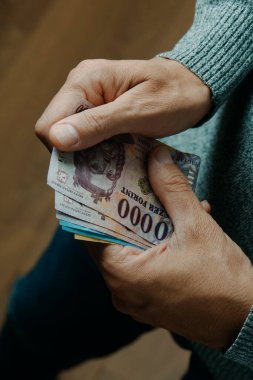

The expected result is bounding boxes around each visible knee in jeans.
[7,277,43,338]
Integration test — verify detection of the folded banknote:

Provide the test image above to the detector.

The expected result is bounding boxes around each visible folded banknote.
[48,134,200,248]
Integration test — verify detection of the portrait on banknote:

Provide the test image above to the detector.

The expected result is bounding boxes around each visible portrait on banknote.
[73,138,125,203]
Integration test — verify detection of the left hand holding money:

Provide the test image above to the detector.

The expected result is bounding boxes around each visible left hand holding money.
[90,145,253,349]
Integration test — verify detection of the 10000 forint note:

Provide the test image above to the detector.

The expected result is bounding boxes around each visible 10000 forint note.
[48,134,200,245]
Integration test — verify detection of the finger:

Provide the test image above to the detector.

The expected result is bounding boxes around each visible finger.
[35,59,148,151]
[148,145,203,229]
[35,60,152,152]
[35,83,94,150]
[48,94,138,151]
[88,242,122,262]
[201,200,211,214]
[88,243,140,273]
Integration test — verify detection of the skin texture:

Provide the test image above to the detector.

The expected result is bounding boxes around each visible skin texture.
[35,57,253,349]
[89,146,253,349]
[35,57,211,151]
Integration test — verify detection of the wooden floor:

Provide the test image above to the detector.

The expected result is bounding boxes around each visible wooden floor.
[0,0,194,378]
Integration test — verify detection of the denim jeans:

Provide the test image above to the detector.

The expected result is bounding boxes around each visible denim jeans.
[0,228,213,379]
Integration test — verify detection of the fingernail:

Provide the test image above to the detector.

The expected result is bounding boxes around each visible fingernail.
[51,123,79,146]
[154,146,173,163]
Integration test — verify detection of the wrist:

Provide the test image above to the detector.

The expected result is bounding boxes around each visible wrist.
[153,56,212,127]
[219,270,253,349]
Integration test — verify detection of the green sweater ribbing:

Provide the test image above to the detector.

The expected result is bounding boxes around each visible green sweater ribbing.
[160,0,253,108]
[158,1,253,379]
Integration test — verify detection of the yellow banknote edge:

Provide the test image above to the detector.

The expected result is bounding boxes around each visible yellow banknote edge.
[74,234,114,245]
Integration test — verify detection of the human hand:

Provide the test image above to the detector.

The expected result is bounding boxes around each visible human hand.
[35,57,211,151]
[89,145,253,349]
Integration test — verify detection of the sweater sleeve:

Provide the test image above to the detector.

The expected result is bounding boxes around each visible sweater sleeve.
[158,0,253,109]
[224,307,253,370]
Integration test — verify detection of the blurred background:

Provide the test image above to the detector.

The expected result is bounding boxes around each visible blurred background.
[0,0,195,378]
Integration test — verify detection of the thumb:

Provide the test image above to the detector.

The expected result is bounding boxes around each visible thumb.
[148,145,203,230]
[49,98,131,151]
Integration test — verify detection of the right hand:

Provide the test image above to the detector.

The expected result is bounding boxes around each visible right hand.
[88,146,253,349]
[35,57,211,151]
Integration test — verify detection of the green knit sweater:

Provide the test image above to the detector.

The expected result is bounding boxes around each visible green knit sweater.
[158,1,253,379]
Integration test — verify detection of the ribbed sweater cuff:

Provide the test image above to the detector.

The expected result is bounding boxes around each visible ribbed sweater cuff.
[225,306,253,370]
[158,1,253,108]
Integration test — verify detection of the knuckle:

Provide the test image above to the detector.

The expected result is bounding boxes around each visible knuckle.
[74,59,100,74]
[182,212,212,245]
[76,59,95,69]
[66,61,91,83]
[85,110,106,136]
[67,59,110,83]
[67,67,80,82]
[34,115,48,138]
[78,58,109,70]
[162,174,191,194]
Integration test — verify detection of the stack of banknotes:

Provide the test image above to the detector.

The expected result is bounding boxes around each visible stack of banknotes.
[47,134,200,250]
